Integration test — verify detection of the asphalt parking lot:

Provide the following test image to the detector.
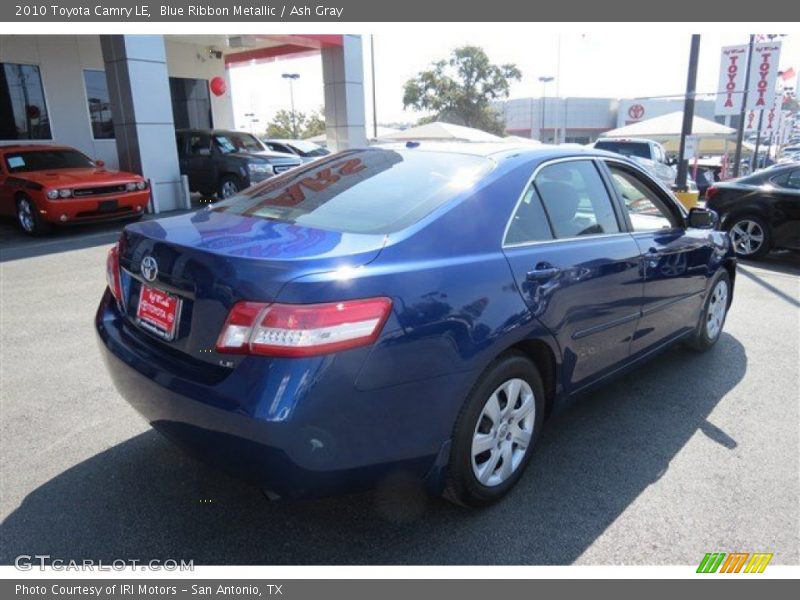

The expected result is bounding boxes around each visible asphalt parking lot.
[0,214,798,566]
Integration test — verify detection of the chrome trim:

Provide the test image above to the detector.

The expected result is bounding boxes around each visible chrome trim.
[572,312,641,340]
[503,232,633,250]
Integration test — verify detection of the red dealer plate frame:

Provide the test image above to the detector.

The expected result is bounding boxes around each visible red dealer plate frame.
[136,284,181,341]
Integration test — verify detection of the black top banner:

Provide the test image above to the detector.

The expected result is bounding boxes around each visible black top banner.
[1,0,798,22]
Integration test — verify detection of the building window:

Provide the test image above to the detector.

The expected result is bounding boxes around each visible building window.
[169,77,212,130]
[84,69,114,139]
[0,63,52,140]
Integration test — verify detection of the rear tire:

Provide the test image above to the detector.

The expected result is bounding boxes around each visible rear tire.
[686,270,731,352]
[16,195,50,236]
[443,352,545,507]
[727,215,770,260]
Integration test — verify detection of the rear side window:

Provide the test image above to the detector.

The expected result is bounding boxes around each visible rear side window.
[505,184,554,245]
[771,169,800,190]
[212,148,494,234]
[534,160,620,239]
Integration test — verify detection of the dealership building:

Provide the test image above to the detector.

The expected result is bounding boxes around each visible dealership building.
[0,34,367,213]
[495,96,725,144]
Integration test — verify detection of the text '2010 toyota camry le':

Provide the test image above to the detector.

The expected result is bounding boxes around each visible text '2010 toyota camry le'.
[96,143,735,507]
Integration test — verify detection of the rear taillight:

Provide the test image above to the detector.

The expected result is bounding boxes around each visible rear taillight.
[705,186,719,201]
[216,298,393,357]
[106,243,123,305]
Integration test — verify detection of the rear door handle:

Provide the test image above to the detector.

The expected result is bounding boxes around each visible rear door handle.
[526,265,562,281]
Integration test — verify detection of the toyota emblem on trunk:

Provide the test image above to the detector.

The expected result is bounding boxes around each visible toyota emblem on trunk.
[141,256,158,282]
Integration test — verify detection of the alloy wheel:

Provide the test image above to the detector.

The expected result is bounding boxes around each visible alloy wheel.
[471,378,536,487]
[17,199,35,233]
[221,180,239,198]
[729,219,764,256]
[706,278,728,340]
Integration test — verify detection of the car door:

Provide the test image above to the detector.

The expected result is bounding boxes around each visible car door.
[180,132,215,194]
[503,157,644,393]
[601,159,711,358]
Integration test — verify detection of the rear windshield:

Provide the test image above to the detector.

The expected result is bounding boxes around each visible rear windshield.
[4,149,94,172]
[287,141,328,157]
[594,140,651,160]
[211,148,494,234]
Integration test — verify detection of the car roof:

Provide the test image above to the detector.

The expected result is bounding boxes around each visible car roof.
[595,138,655,144]
[176,129,256,135]
[0,144,75,152]
[373,141,618,162]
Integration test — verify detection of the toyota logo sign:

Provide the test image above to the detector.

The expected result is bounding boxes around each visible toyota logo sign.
[140,256,158,282]
[628,104,645,120]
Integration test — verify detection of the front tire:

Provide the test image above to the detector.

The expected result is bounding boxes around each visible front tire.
[16,195,50,236]
[686,270,731,352]
[727,216,770,259]
[217,175,242,199]
[443,352,545,507]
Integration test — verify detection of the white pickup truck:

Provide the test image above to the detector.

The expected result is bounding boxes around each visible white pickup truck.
[593,138,677,187]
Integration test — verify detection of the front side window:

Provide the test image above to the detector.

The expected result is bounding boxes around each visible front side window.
[607,165,677,231]
[212,148,494,235]
[533,160,620,239]
[83,70,114,139]
[0,63,51,140]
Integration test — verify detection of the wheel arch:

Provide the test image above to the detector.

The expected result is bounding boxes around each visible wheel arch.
[503,338,558,421]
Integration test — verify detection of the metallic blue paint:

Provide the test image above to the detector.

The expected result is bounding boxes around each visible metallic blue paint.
[95,145,735,498]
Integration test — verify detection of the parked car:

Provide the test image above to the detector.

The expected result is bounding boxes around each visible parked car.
[0,144,149,236]
[593,138,676,187]
[97,144,735,506]
[706,162,800,259]
[262,139,330,163]
[176,129,302,198]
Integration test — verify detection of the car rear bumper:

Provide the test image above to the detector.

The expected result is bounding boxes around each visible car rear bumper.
[95,290,465,498]
[40,191,149,224]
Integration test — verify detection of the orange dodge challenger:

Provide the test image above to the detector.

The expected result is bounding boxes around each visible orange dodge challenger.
[0,144,150,235]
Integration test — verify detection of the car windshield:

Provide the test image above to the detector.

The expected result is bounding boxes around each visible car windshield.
[211,148,494,234]
[595,141,651,159]
[3,149,95,173]
[287,141,328,157]
[213,132,264,154]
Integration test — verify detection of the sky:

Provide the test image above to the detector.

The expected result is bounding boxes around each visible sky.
[229,31,798,133]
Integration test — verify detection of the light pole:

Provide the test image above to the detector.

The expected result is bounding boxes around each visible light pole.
[538,76,554,142]
[282,72,300,138]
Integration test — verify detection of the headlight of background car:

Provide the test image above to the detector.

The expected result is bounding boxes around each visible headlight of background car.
[247,162,274,176]
[125,182,137,191]
[58,189,72,198]
[46,189,59,199]
[136,180,147,190]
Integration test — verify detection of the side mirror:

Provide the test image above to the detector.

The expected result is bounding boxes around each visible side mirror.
[687,206,718,229]
[95,159,105,168]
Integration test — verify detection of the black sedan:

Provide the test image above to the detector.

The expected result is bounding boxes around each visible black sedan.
[706,163,800,259]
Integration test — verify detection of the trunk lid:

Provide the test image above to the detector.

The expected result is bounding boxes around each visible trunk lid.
[116,209,386,367]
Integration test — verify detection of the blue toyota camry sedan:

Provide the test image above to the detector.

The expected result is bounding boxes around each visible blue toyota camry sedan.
[96,143,735,506]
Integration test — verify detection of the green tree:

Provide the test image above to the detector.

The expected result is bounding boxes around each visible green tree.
[402,46,521,136]
[266,108,326,139]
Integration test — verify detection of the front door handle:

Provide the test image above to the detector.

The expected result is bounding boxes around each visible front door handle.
[526,264,562,281]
